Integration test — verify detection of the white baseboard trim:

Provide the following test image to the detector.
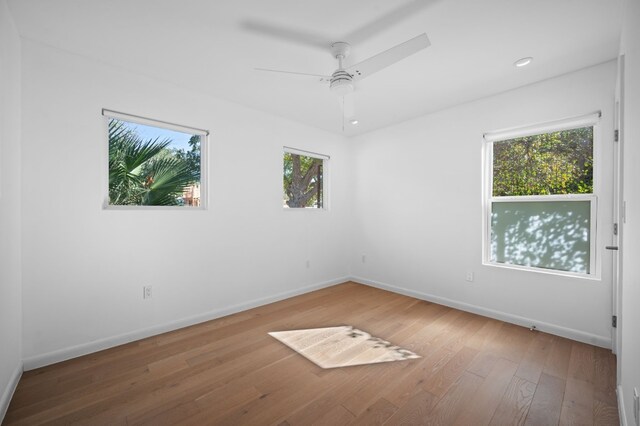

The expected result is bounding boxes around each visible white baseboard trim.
[618,385,628,426]
[0,363,23,423]
[23,276,349,371]
[351,276,612,349]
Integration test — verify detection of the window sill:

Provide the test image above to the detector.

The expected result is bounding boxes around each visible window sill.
[103,205,206,211]
[282,207,328,212]
[483,261,601,281]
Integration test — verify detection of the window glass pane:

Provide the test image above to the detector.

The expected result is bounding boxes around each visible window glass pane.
[283,152,323,208]
[491,201,591,273]
[492,127,593,196]
[108,118,201,206]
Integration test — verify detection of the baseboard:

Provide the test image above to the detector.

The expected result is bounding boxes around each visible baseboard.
[618,385,628,426]
[23,276,349,371]
[0,363,23,423]
[22,274,612,370]
[351,276,612,349]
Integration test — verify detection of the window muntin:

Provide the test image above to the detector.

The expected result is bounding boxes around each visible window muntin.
[104,110,206,208]
[283,148,327,209]
[485,118,598,276]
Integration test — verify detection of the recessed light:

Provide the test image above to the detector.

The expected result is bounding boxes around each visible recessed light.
[350,119,359,125]
[514,57,533,68]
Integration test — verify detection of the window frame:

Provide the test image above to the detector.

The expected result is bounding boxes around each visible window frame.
[102,109,209,210]
[282,146,330,211]
[482,112,601,279]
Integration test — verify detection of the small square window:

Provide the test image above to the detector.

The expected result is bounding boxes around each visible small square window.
[104,110,207,208]
[283,148,327,209]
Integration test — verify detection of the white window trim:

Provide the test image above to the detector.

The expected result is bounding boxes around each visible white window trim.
[102,109,209,136]
[283,146,329,211]
[102,109,209,210]
[483,111,600,142]
[482,113,601,279]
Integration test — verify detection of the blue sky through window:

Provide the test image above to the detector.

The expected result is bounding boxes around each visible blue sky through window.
[126,122,194,152]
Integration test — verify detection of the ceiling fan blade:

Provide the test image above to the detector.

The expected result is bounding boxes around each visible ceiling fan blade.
[255,68,331,81]
[343,0,440,45]
[345,33,430,81]
[242,20,330,50]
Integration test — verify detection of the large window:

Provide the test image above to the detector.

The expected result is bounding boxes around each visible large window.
[283,148,327,209]
[484,114,599,276]
[103,110,207,208]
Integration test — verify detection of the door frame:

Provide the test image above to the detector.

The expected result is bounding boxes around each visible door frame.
[612,54,625,366]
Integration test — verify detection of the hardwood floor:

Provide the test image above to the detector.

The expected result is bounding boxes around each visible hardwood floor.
[4,282,619,425]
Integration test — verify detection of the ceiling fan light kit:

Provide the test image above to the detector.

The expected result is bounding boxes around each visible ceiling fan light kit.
[330,70,354,96]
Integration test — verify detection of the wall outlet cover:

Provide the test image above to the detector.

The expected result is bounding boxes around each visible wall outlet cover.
[143,285,152,299]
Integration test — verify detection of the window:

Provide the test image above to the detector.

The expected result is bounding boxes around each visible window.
[103,110,207,208]
[484,114,599,276]
[283,147,328,209]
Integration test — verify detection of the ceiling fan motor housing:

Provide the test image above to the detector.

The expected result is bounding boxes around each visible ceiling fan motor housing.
[329,41,354,96]
[330,70,354,96]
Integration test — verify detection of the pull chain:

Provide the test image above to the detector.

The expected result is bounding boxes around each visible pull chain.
[342,96,345,132]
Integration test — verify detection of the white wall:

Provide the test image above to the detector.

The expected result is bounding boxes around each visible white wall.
[20,40,351,367]
[619,0,640,423]
[350,61,617,346]
[0,0,22,419]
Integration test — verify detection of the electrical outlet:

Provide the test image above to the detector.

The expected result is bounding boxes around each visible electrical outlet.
[465,272,474,282]
[143,285,152,299]
[634,387,639,426]
[306,260,310,269]
[362,254,366,263]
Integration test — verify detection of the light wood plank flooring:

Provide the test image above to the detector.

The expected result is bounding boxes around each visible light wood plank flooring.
[4,282,619,425]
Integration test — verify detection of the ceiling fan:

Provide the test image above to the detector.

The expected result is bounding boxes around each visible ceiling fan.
[254,33,431,128]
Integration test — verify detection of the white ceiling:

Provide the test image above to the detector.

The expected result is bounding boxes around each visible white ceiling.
[7,0,624,136]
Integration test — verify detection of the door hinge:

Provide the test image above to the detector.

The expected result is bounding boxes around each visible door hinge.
[614,223,618,235]
[615,129,619,142]
[612,315,617,328]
